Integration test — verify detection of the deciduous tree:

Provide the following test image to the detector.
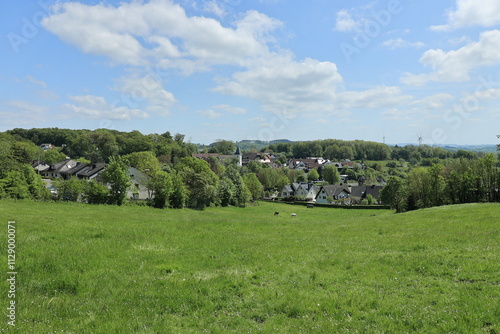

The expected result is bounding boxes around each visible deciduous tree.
[102,156,131,206]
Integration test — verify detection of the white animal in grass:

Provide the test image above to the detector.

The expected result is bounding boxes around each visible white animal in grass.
[291,213,296,217]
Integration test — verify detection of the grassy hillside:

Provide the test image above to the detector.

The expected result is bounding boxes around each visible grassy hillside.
[1,201,499,333]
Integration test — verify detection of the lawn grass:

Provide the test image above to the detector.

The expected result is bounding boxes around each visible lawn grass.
[0,200,499,333]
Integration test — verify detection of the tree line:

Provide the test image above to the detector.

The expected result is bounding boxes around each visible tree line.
[1,128,498,212]
[381,154,500,212]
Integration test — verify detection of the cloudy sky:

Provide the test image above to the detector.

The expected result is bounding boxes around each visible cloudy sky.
[1,0,500,145]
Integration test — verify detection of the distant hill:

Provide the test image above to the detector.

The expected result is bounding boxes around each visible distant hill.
[438,144,497,153]
[234,139,294,152]
[394,144,497,153]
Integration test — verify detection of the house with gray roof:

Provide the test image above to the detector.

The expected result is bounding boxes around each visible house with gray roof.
[316,184,351,204]
[279,182,320,201]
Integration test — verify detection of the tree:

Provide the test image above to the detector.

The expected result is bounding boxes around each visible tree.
[323,165,340,184]
[169,171,186,209]
[210,140,236,155]
[151,171,172,209]
[0,171,30,199]
[88,130,120,162]
[53,177,84,202]
[42,148,67,164]
[366,194,374,205]
[21,164,50,200]
[475,153,497,202]
[427,164,446,207]
[82,180,109,204]
[243,173,263,200]
[307,168,319,181]
[124,151,160,176]
[380,176,407,213]
[223,164,247,206]
[340,146,354,160]
[407,167,432,208]
[216,176,236,207]
[297,174,307,182]
[0,163,49,200]
[102,156,131,206]
[176,157,218,209]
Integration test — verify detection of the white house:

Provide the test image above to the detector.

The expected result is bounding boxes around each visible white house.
[279,182,320,201]
[315,185,351,204]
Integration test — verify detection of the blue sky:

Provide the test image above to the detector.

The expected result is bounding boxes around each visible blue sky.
[1,0,500,145]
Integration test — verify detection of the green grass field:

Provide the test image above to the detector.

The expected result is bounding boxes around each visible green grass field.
[1,200,499,333]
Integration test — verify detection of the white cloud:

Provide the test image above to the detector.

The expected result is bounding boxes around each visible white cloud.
[212,104,246,114]
[431,0,500,31]
[401,30,500,85]
[334,10,362,32]
[214,57,343,115]
[336,86,413,110]
[15,76,59,100]
[42,1,281,70]
[115,74,176,116]
[25,75,47,88]
[197,109,223,119]
[382,38,425,49]
[457,88,500,112]
[203,1,226,18]
[411,93,455,109]
[381,108,413,120]
[64,95,149,120]
[448,35,472,46]
[0,100,49,128]
[8,100,48,114]
[38,89,59,101]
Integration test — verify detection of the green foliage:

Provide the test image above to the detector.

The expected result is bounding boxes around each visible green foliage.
[124,151,160,176]
[257,168,288,190]
[176,157,218,209]
[0,171,30,199]
[323,164,340,184]
[0,164,49,200]
[82,181,109,204]
[169,171,186,209]
[10,141,39,164]
[7,128,196,164]
[243,173,263,200]
[210,140,236,155]
[216,176,236,207]
[307,168,319,181]
[223,164,247,207]
[53,177,84,202]
[42,148,67,164]
[102,156,131,206]
[151,171,172,209]
[296,174,307,182]
[366,194,374,205]
[380,176,407,213]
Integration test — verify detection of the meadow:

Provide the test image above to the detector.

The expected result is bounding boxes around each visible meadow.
[0,200,499,333]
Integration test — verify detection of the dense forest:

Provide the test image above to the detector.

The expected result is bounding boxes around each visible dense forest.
[0,127,498,212]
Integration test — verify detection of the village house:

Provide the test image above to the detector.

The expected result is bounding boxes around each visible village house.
[33,159,106,180]
[242,152,272,165]
[349,185,383,204]
[287,158,324,171]
[40,143,53,151]
[279,182,320,202]
[315,184,351,204]
[127,167,151,200]
[33,159,153,201]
